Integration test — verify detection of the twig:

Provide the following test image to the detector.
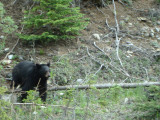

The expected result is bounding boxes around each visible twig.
[143,67,149,81]
[94,64,104,75]
[86,47,109,70]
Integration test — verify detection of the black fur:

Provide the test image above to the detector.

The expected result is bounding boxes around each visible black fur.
[11,61,50,102]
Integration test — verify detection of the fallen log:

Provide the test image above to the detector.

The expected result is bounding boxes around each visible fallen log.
[48,82,160,91]
[5,82,160,93]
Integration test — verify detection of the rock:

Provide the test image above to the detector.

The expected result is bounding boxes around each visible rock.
[1,60,12,65]
[137,17,147,21]
[126,41,133,45]
[157,21,160,25]
[59,93,64,96]
[33,111,38,115]
[0,35,5,39]
[77,79,83,84]
[93,34,101,40]
[150,29,154,33]
[128,23,133,27]
[0,94,17,103]
[4,48,9,52]
[8,55,14,60]
[157,37,160,41]
[18,55,24,60]
[40,106,46,109]
[155,28,160,32]
[144,33,150,37]
[119,20,125,28]
[124,16,130,22]
[150,33,154,37]
[124,98,129,104]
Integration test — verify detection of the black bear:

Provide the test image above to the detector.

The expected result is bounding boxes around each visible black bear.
[10,61,50,102]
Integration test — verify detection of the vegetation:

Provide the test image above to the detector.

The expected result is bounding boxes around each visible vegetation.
[0,0,160,119]
[0,87,11,120]
[0,2,17,54]
[0,85,159,119]
[18,0,88,43]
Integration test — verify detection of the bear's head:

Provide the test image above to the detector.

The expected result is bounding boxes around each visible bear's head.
[36,62,50,79]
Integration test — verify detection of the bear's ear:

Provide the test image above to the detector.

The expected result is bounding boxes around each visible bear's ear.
[36,64,41,69]
[47,62,50,67]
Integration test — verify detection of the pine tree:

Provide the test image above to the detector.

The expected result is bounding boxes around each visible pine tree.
[19,0,88,43]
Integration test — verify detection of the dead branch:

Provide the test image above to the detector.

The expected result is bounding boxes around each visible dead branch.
[12,103,74,109]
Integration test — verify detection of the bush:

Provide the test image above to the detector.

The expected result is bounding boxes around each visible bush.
[133,86,160,119]
[0,87,11,120]
[19,0,88,43]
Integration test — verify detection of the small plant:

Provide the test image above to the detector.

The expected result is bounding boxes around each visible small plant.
[0,87,12,120]
[19,0,89,43]
[133,86,160,119]
[39,49,45,55]
[156,0,160,3]
[53,56,77,85]
[23,90,43,103]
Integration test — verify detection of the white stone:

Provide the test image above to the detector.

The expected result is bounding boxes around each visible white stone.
[2,60,12,64]
[124,98,129,104]
[155,28,160,32]
[8,55,14,60]
[59,93,64,96]
[93,34,101,40]
[33,111,38,115]
[1,94,17,102]
[0,35,4,39]
[157,21,160,25]
[77,79,83,84]
[40,106,46,109]
[128,23,133,27]
[157,37,160,41]
[150,29,154,33]
[4,48,9,52]
[150,33,154,37]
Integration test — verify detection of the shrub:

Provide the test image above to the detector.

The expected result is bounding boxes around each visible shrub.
[133,86,160,119]
[19,0,88,43]
[0,87,11,120]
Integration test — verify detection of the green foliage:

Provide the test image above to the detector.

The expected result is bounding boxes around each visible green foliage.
[108,86,123,103]
[122,0,133,6]
[156,0,160,3]
[133,86,160,119]
[0,2,17,53]
[52,56,77,85]
[39,49,45,55]
[0,87,11,120]
[19,0,88,43]
[22,90,43,104]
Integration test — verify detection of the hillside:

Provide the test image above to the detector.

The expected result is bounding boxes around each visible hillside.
[0,0,160,119]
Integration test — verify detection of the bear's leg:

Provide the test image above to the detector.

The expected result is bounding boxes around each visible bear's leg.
[10,74,20,89]
[39,82,47,102]
[21,83,34,102]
